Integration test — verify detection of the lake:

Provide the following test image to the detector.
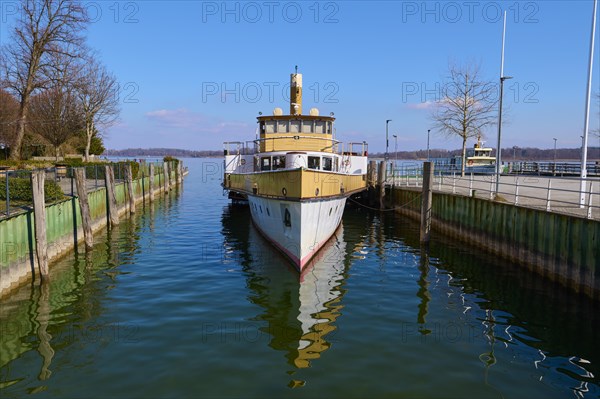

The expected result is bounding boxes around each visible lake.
[0,158,598,398]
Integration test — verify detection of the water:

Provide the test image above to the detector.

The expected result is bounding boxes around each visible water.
[1,158,598,398]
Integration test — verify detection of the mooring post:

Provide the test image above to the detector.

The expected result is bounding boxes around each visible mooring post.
[75,168,93,250]
[140,160,146,203]
[125,163,136,214]
[31,170,48,278]
[149,164,155,202]
[105,165,119,226]
[420,162,434,243]
[378,161,386,210]
[163,162,170,193]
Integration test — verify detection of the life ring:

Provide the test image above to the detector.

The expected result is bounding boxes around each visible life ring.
[467,160,474,166]
[240,158,246,165]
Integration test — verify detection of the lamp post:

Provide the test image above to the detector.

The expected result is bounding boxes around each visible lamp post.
[512,145,518,160]
[392,134,398,163]
[427,129,431,161]
[495,75,512,194]
[385,119,392,160]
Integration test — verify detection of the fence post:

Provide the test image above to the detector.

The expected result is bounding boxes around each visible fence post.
[149,164,155,202]
[489,175,495,200]
[546,180,552,211]
[105,165,119,226]
[587,181,593,219]
[514,177,519,205]
[421,162,434,243]
[74,168,93,250]
[31,170,48,278]
[452,172,456,195]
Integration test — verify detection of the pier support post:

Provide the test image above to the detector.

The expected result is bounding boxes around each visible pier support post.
[75,168,93,250]
[378,161,386,210]
[420,162,434,243]
[105,165,119,226]
[31,170,49,278]
[163,162,170,193]
[149,164,155,202]
[125,163,136,214]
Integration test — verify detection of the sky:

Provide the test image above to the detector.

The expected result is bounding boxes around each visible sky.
[1,0,599,153]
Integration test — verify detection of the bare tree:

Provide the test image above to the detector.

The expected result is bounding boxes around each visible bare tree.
[0,89,19,155]
[74,56,119,161]
[430,63,498,176]
[1,0,88,160]
[29,87,82,159]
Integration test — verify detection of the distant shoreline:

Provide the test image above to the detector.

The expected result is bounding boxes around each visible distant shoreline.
[103,147,600,161]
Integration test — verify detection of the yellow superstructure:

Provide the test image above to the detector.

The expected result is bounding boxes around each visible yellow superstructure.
[225,169,366,200]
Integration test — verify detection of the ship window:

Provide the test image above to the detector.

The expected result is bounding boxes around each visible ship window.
[308,156,320,170]
[315,121,325,134]
[327,122,332,134]
[302,120,313,133]
[261,157,271,171]
[272,156,286,170]
[323,157,333,171]
[290,120,300,133]
[277,120,288,133]
[265,121,276,133]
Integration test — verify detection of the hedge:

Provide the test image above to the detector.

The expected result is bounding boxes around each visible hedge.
[0,177,65,203]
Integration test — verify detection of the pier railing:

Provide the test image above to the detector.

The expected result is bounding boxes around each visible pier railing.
[385,162,599,220]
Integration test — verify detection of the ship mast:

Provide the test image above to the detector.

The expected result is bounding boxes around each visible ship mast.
[290,66,302,115]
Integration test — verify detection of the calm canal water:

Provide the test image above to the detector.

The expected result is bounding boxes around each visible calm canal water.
[1,158,598,398]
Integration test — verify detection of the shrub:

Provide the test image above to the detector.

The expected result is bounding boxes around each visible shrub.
[0,177,65,203]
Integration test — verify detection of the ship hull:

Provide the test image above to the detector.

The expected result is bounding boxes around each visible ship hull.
[247,195,346,271]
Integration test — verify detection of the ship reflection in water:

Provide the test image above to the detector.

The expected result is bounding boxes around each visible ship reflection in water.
[221,204,357,372]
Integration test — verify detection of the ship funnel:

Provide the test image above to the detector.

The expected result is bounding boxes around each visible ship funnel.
[290,69,302,115]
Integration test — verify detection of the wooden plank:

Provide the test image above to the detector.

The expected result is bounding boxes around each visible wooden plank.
[31,170,48,278]
[125,163,136,214]
[105,165,119,226]
[75,168,93,250]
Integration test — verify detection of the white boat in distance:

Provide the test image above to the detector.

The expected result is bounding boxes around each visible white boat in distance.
[223,70,368,271]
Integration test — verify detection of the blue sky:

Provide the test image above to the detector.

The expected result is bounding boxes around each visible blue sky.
[1,0,599,152]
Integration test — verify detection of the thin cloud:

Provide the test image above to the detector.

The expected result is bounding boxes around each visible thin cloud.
[406,101,435,110]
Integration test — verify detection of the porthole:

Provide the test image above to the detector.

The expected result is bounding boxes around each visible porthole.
[282,187,287,197]
[315,188,319,196]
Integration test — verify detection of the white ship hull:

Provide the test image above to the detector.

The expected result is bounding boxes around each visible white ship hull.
[248,195,346,271]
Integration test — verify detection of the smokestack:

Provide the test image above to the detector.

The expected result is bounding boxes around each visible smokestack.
[290,68,302,115]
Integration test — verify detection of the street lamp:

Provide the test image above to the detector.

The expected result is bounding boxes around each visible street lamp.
[495,75,512,194]
[427,129,431,161]
[385,119,392,160]
[512,145,518,160]
[392,134,398,163]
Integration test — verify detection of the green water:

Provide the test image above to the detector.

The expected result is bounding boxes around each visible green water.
[0,158,598,398]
